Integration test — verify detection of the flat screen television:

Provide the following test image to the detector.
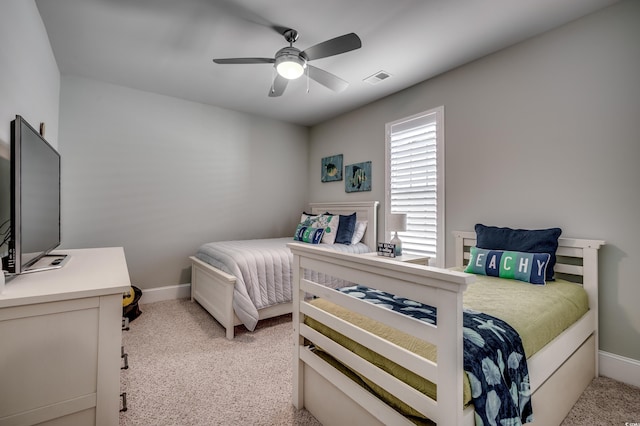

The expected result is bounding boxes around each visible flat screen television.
[7,115,63,275]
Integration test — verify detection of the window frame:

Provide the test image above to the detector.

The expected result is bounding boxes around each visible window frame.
[384,106,445,267]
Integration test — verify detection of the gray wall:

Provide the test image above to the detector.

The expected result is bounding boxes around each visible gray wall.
[0,1,59,149]
[309,0,640,361]
[0,0,60,257]
[58,75,309,288]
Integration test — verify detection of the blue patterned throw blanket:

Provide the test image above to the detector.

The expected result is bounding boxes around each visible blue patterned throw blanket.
[338,285,533,426]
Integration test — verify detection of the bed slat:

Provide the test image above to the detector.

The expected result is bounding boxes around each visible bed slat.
[555,263,583,276]
[300,301,439,383]
[300,347,416,426]
[301,325,440,421]
[301,279,441,345]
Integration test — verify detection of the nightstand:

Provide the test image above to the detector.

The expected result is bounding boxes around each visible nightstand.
[363,252,430,266]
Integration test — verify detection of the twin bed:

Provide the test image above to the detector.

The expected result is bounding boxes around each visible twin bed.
[290,231,604,425]
[189,201,379,339]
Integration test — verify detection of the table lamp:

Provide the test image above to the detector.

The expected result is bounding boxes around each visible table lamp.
[388,213,407,256]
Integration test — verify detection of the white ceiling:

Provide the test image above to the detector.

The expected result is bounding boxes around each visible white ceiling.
[36,0,618,127]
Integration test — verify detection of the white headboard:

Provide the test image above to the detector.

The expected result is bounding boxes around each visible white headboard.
[309,201,379,250]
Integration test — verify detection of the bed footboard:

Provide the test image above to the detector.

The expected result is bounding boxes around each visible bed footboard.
[190,256,294,339]
[289,243,474,424]
[190,255,238,339]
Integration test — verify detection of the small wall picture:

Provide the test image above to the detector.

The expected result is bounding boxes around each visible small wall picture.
[345,161,371,192]
[321,154,343,182]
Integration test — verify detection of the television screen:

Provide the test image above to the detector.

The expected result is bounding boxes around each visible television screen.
[9,115,61,274]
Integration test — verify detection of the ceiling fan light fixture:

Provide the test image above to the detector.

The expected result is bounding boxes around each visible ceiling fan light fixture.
[213,30,361,96]
[275,53,306,80]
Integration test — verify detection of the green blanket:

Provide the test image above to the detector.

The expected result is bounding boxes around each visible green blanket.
[305,273,589,422]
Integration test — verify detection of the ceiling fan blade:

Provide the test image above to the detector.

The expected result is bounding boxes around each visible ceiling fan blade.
[209,0,289,36]
[268,74,288,97]
[213,58,274,64]
[272,25,292,37]
[302,33,362,61]
[307,65,349,92]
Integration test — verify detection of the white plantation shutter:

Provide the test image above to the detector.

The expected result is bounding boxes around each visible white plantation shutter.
[385,107,444,265]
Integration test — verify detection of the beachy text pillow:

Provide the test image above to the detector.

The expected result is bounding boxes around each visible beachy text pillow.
[465,247,550,285]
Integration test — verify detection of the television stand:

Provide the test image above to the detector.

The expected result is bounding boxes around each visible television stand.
[22,253,70,274]
[0,247,130,425]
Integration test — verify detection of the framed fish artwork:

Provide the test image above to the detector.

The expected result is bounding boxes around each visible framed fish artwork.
[321,154,343,182]
[345,161,371,192]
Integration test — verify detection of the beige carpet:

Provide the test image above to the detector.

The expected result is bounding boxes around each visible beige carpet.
[561,375,640,426]
[120,299,640,425]
[120,299,320,426]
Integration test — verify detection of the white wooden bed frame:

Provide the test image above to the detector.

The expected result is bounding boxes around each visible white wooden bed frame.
[189,201,379,339]
[291,231,604,425]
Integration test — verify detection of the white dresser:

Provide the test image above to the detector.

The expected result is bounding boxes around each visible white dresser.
[0,247,131,426]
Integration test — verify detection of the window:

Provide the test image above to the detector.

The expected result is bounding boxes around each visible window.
[385,106,444,266]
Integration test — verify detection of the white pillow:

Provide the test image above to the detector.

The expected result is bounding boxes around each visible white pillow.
[300,212,319,223]
[351,220,368,245]
[320,214,340,244]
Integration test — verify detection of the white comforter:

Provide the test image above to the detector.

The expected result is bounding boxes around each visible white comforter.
[196,238,370,330]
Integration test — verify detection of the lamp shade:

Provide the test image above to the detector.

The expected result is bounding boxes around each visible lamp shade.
[275,54,305,79]
[388,213,407,232]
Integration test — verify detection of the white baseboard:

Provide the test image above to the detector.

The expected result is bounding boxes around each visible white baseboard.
[139,283,191,305]
[599,350,640,388]
[136,284,640,389]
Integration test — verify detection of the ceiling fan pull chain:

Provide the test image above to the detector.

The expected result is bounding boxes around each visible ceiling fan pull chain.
[271,67,276,94]
[306,67,310,93]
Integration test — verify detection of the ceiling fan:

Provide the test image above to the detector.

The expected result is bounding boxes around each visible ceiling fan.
[213,29,362,97]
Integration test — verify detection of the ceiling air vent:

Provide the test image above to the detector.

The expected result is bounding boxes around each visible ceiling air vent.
[364,71,392,85]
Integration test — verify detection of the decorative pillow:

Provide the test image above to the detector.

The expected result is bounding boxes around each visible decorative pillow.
[300,212,319,223]
[293,224,325,244]
[351,220,368,245]
[334,212,357,245]
[475,224,562,281]
[465,247,551,285]
[300,213,340,244]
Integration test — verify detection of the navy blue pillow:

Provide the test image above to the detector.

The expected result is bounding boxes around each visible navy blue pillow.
[474,224,562,281]
[335,213,357,245]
